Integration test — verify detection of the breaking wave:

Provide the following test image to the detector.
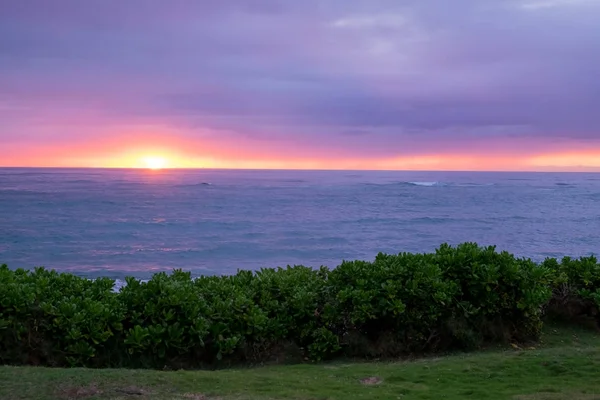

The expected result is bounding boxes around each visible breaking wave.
[403,181,494,187]
[406,181,444,187]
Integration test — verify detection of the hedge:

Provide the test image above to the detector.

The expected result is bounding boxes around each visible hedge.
[0,243,598,369]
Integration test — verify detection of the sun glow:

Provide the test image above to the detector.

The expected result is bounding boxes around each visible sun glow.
[142,156,167,170]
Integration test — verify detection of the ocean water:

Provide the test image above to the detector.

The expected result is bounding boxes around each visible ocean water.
[1,168,599,283]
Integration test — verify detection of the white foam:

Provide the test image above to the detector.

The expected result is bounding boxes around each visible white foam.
[408,181,442,187]
[111,279,147,292]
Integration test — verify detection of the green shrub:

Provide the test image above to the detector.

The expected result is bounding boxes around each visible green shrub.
[434,243,551,345]
[0,265,122,367]
[118,270,212,368]
[245,266,332,360]
[0,244,593,369]
[326,254,457,356]
[543,256,600,325]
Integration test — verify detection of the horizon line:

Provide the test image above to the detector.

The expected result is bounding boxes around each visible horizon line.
[1,166,599,174]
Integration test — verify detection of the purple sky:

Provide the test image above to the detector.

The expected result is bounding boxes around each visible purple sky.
[2,0,600,169]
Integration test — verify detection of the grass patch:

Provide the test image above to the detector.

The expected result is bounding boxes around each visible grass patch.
[1,323,599,400]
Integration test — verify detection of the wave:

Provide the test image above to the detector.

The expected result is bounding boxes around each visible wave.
[361,181,494,188]
[111,276,222,292]
[404,181,494,187]
[410,216,459,223]
[0,188,54,195]
[66,179,96,184]
[279,179,307,183]
[175,182,213,188]
[407,181,443,187]
[112,279,147,292]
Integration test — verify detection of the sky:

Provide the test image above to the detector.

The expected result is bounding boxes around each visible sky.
[1,0,600,171]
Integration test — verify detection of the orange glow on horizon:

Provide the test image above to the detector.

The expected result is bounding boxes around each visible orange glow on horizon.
[2,133,600,172]
[4,151,600,172]
[528,152,600,169]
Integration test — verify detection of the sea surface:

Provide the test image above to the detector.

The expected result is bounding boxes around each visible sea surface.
[1,168,599,282]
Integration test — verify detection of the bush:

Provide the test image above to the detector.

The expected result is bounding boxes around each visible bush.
[325,243,551,357]
[433,243,551,345]
[245,266,333,361]
[0,265,122,367]
[326,254,457,356]
[0,243,593,369]
[544,256,600,325]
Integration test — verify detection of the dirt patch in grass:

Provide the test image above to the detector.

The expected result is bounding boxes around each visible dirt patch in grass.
[56,384,102,399]
[114,385,150,396]
[359,376,383,385]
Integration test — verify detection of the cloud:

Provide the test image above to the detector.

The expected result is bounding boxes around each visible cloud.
[1,0,600,168]
[331,14,408,29]
[519,0,600,10]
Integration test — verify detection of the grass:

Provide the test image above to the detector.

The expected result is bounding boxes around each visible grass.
[1,323,599,400]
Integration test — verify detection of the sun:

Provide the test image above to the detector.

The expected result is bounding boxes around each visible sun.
[142,156,167,170]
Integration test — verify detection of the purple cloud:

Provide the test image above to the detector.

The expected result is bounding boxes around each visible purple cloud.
[1,0,600,161]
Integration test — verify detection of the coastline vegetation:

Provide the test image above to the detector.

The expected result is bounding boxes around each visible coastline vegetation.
[1,323,599,399]
[0,243,598,370]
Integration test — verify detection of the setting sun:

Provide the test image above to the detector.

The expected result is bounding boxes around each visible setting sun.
[142,156,167,170]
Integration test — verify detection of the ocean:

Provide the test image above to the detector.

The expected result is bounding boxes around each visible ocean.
[1,168,599,283]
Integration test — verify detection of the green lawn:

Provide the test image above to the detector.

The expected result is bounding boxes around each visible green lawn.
[1,323,599,400]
